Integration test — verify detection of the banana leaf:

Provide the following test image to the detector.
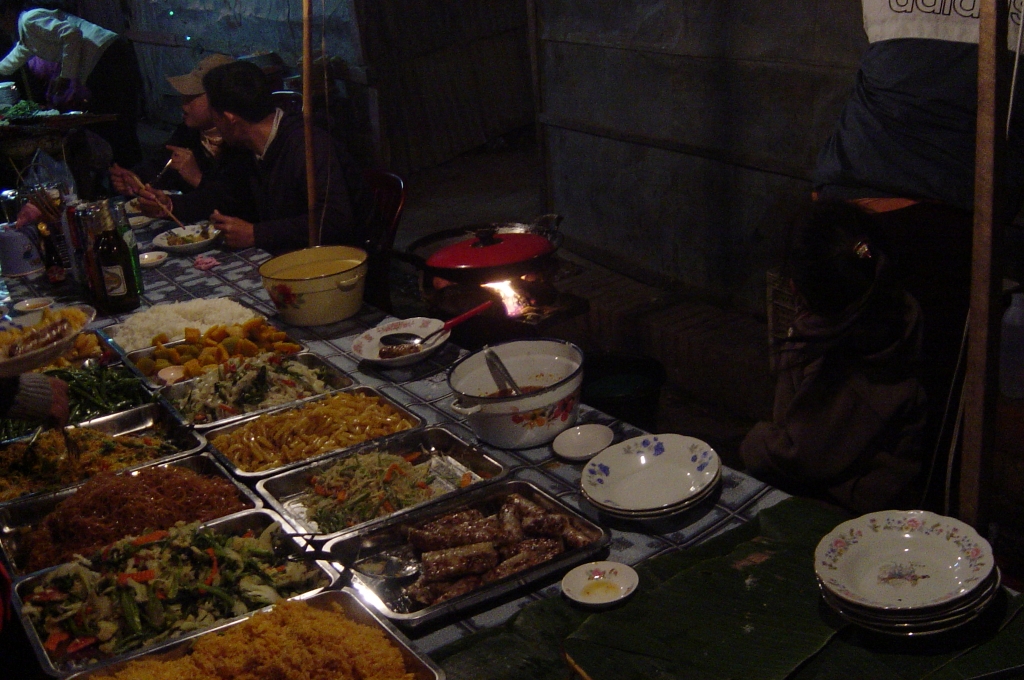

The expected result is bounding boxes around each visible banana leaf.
[563,536,840,680]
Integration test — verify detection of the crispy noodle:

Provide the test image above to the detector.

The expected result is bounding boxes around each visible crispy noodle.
[21,466,251,572]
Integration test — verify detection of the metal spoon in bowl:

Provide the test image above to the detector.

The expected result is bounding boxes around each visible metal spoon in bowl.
[378,300,493,348]
[483,346,523,396]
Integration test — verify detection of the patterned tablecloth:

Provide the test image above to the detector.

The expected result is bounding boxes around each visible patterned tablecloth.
[0,218,789,657]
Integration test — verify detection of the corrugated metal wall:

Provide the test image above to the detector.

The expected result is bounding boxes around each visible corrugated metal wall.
[535,0,868,314]
[117,0,533,174]
[358,0,533,174]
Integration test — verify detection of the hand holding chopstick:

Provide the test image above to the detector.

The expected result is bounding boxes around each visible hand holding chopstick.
[131,176,185,229]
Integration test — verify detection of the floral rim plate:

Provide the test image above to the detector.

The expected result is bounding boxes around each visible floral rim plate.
[151,223,222,255]
[583,465,722,518]
[814,510,994,610]
[582,434,721,511]
[561,561,638,606]
[350,317,450,367]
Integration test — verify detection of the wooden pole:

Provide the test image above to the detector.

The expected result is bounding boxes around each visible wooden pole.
[303,0,318,247]
[961,0,1007,527]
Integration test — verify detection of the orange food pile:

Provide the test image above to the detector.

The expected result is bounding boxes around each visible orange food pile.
[133,317,302,378]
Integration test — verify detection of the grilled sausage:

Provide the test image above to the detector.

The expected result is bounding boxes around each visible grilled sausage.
[421,541,499,582]
[408,516,501,551]
[8,318,71,357]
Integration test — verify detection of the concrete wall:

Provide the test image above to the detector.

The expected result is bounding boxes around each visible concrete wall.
[536,0,869,315]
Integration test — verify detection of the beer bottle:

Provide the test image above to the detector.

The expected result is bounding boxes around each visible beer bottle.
[94,205,140,314]
[108,198,144,295]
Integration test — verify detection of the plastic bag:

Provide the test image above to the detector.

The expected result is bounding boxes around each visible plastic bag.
[23,148,77,200]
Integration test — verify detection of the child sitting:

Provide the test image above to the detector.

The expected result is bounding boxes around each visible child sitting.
[740,200,926,514]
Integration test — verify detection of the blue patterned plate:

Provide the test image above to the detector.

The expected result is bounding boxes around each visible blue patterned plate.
[581,434,720,512]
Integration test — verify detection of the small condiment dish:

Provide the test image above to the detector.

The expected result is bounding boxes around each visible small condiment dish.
[156,365,186,385]
[552,423,614,461]
[139,250,168,268]
[14,297,53,313]
[561,561,638,607]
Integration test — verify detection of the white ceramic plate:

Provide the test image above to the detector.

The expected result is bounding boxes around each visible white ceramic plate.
[0,304,96,377]
[583,466,722,519]
[151,223,221,255]
[138,251,168,268]
[562,561,638,606]
[350,317,450,367]
[582,434,721,512]
[13,297,53,313]
[814,510,994,611]
[553,423,614,461]
[128,214,155,229]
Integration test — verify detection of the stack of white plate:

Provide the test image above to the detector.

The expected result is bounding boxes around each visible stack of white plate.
[814,510,999,636]
[580,434,722,519]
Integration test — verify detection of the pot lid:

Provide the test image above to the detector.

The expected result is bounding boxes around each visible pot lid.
[426,230,555,270]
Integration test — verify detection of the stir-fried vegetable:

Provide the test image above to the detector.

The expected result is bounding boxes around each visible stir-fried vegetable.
[171,352,331,425]
[0,364,154,441]
[21,520,326,670]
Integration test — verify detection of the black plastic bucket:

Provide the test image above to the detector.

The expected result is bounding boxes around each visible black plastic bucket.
[582,352,666,432]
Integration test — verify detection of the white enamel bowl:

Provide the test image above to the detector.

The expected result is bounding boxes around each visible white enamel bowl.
[582,434,720,512]
[561,561,638,606]
[350,317,450,367]
[814,510,994,611]
[448,338,583,449]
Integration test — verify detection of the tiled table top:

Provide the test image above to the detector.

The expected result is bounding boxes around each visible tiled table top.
[1,219,788,654]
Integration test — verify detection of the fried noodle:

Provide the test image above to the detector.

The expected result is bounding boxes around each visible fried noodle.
[21,466,250,572]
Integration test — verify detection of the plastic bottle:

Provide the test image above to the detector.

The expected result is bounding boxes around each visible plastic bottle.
[999,293,1024,399]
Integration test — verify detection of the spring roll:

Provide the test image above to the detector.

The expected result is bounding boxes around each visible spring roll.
[421,541,499,582]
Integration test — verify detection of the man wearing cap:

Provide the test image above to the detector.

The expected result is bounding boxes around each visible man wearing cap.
[109,54,245,202]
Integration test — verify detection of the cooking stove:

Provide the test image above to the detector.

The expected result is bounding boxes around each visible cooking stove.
[428,260,588,350]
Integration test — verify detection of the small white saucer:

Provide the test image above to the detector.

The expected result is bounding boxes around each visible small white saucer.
[139,251,168,268]
[561,561,638,607]
[552,424,614,461]
[14,297,54,313]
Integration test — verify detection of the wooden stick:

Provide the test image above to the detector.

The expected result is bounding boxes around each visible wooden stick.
[131,176,185,229]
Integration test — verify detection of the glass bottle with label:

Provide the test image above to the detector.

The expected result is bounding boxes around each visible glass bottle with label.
[107,198,144,295]
[94,205,140,314]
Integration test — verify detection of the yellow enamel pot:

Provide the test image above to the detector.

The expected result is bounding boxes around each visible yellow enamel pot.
[259,245,368,326]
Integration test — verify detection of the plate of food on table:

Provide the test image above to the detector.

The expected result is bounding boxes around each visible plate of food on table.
[0,305,96,377]
[151,222,222,255]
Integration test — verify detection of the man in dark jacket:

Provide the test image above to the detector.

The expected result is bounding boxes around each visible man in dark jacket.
[116,54,255,225]
[200,60,364,254]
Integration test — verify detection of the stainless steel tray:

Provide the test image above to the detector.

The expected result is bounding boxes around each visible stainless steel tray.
[14,508,340,678]
[0,401,206,509]
[122,328,307,389]
[206,386,424,482]
[63,588,444,680]
[322,479,610,628]
[256,426,506,537]
[162,351,354,430]
[0,451,262,580]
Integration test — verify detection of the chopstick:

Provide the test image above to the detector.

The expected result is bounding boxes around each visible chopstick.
[130,175,185,229]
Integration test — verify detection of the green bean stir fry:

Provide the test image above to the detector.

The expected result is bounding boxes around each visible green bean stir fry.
[0,365,154,440]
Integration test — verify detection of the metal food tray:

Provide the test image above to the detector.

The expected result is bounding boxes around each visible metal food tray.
[0,401,206,509]
[123,331,308,389]
[63,588,444,680]
[256,426,506,537]
[161,351,354,430]
[14,508,340,678]
[0,451,262,580]
[206,385,424,482]
[322,479,610,628]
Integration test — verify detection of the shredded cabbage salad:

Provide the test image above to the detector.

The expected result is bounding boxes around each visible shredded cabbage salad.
[172,352,330,424]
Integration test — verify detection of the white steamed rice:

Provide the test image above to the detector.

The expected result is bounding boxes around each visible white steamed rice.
[109,298,258,352]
